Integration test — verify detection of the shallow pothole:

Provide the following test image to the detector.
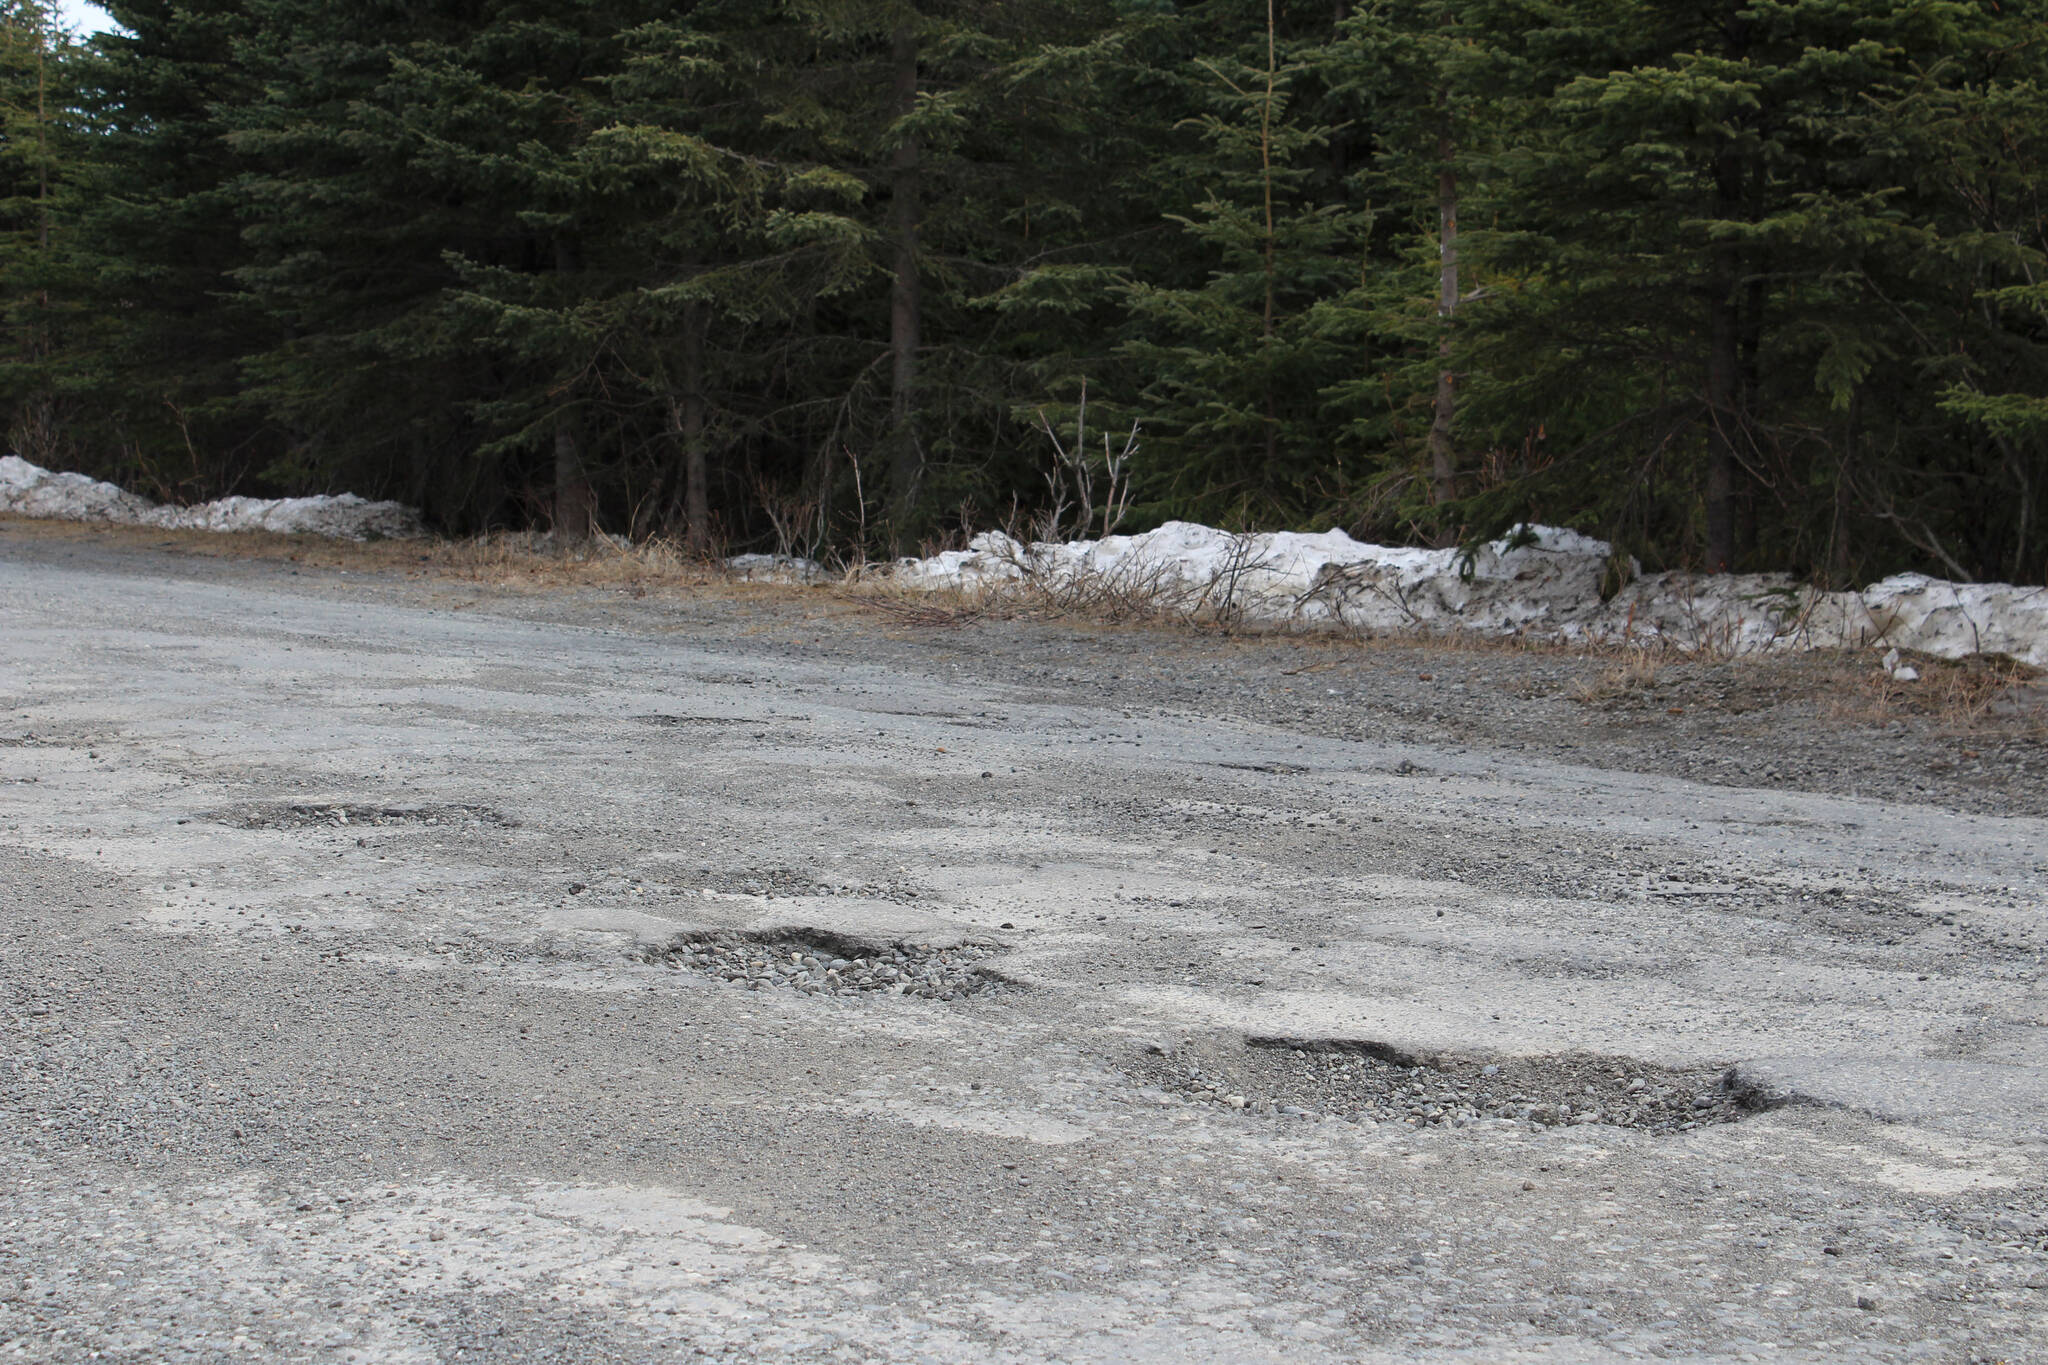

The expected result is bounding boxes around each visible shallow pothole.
[1123,1035,1771,1134]
[638,931,1011,1002]
[225,802,510,831]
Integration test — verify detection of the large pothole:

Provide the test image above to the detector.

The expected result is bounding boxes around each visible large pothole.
[224,802,510,831]
[638,931,1012,1002]
[1124,1035,1770,1133]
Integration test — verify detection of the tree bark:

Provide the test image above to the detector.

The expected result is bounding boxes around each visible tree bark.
[884,21,923,553]
[1426,112,1459,521]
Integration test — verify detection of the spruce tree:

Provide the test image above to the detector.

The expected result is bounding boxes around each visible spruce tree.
[60,0,269,497]
[1451,0,2033,576]
[0,0,65,465]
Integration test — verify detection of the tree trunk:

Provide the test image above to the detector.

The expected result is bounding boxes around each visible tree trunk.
[1426,112,1459,521]
[1736,275,1765,563]
[1703,19,1752,576]
[680,302,711,555]
[1328,4,1353,182]
[551,237,590,546]
[36,25,48,253]
[1705,290,1739,573]
[1259,0,1279,477]
[1831,401,1856,588]
[553,419,591,547]
[884,21,922,553]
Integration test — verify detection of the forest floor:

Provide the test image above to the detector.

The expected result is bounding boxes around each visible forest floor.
[4,515,2046,1363]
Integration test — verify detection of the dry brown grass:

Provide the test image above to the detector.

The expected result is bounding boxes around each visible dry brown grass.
[1823,651,2045,735]
[835,580,1004,628]
[1,514,760,595]
[1568,649,1668,703]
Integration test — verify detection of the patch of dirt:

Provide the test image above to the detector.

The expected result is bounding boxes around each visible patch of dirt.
[1123,1034,1769,1134]
[638,931,1011,1002]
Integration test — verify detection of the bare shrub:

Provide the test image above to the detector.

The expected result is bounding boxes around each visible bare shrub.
[1034,378,1139,544]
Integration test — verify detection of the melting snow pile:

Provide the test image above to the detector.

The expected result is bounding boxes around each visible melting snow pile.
[0,455,423,541]
[894,521,2048,665]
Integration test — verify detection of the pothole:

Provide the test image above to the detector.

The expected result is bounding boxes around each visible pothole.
[638,931,1011,1002]
[678,866,926,902]
[1123,1035,1771,1133]
[225,802,511,831]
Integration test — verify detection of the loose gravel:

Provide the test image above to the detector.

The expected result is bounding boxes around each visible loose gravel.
[1127,1036,1762,1133]
[642,933,1010,1001]
[226,802,509,831]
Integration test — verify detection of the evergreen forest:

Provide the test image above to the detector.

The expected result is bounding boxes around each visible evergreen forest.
[1,0,2045,584]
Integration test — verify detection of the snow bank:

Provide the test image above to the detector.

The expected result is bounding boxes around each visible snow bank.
[1,453,160,523]
[166,492,423,539]
[893,520,2048,666]
[897,521,1613,627]
[1860,575,2048,668]
[0,455,423,541]
[898,521,1622,634]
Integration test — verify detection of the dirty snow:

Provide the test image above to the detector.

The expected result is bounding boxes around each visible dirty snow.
[892,521,2048,666]
[0,455,423,541]
[725,552,826,584]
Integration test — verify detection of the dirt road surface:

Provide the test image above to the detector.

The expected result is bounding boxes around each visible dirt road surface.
[3,522,2045,1363]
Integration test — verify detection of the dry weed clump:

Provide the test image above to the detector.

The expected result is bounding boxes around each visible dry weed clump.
[1569,648,1669,703]
[1825,652,2045,735]
[423,530,719,588]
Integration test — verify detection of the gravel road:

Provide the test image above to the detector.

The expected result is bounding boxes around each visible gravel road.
[3,520,2045,1363]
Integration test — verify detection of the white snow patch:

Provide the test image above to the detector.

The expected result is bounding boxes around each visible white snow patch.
[0,454,423,541]
[896,521,1622,634]
[1861,574,2048,669]
[892,520,2048,666]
